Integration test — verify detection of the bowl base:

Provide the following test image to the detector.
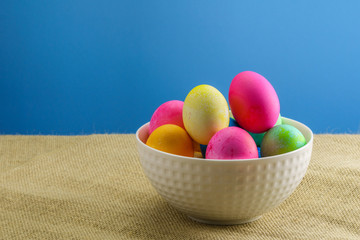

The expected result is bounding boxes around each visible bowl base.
[188,215,262,225]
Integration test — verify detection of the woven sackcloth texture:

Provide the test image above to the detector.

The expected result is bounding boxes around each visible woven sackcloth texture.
[0,134,359,239]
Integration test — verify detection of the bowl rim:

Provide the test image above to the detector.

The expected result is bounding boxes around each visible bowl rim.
[136,117,313,163]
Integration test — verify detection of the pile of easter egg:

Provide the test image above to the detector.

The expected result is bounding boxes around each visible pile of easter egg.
[146,71,307,159]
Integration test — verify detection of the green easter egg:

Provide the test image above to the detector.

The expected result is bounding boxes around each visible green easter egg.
[261,124,306,157]
[229,110,234,119]
[249,114,282,147]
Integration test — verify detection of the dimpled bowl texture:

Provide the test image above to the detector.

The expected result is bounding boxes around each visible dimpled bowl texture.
[136,117,313,225]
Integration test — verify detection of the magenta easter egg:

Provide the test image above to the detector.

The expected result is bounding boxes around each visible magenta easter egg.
[229,71,280,133]
[149,100,184,134]
[206,127,258,160]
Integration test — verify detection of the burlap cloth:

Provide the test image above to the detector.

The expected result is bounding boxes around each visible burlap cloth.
[0,134,359,240]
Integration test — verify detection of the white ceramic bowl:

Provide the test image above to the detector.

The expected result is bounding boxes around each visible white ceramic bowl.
[136,117,313,225]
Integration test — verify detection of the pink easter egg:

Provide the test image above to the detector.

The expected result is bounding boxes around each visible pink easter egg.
[206,127,258,160]
[149,100,185,134]
[229,71,280,133]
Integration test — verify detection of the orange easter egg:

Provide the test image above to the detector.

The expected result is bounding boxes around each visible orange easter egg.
[146,124,194,157]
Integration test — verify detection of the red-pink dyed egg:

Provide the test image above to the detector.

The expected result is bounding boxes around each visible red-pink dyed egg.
[149,100,184,134]
[229,71,280,133]
[205,127,258,160]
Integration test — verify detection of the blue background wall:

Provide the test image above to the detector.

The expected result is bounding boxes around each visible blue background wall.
[1,1,359,134]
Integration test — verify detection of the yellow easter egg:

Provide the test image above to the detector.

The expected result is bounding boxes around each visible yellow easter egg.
[193,151,203,158]
[192,140,203,158]
[146,124,194,157]
[183,84,229,145]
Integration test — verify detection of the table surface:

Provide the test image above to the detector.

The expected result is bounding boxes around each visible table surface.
[0,134,359,240]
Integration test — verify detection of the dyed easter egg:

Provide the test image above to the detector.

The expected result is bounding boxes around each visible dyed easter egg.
[206,127,258,160]
[229,110,234,119]
[192,141,203,158]
[194,151,203,158]
[149,100,184,134]
[229,115,240,127]
[229,71,280,133]
[261,124,307,157]
[249,114,282,147]
[146,124,193,157]
[192,140,201,152]
[183,85,229,145]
